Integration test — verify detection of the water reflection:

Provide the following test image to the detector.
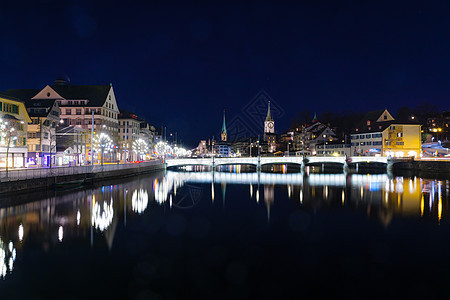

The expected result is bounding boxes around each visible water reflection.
[0,238,16,278]
[154,171,449,225]
[0,170,447,281]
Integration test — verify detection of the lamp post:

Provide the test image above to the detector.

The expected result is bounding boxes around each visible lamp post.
[170,132,177,146]
[323,134,326,156]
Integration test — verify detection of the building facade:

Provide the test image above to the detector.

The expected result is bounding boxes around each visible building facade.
[0,94,31,169]
[118,110,145,162]
[350,109,421,157]
[5,79,121,164]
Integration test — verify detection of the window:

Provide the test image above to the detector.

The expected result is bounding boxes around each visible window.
[366,134,371,138]
[397,132,403,137]
[361,142,366,146]
[66,109,71,115]
[76,109,82,115]
[367,120,371,126]
[360,135,364,139]
[3,103,19,114]
[367,142,372,145]
[0,101,2,111]
[390,126,395,130]
[44,132,49,139]
[396,142,404,145]
[384,115,387,120]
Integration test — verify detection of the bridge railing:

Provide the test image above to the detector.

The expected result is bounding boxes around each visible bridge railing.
[0,159,163,182]
[166,156,392,168]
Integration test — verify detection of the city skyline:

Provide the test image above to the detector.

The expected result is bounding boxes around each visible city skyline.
[0,1,449,146]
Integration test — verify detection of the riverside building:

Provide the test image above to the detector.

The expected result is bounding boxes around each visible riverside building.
[350,109,421,157]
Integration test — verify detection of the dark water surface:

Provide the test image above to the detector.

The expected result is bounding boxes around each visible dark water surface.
[0,168,449,299]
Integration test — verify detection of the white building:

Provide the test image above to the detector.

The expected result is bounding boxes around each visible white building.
[6,78,121,164]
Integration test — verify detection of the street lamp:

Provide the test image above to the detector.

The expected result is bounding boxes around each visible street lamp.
[170,132,177,146]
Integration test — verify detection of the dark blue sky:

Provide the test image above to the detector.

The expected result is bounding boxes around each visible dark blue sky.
[0,0,449,147]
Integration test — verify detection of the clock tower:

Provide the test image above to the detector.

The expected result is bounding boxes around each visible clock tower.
[264,101,276,152]
[264,101,275,134]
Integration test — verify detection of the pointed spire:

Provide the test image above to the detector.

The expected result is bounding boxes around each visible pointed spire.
[266,101,273,121]
[312,112,318,122]
[222,109,227,134]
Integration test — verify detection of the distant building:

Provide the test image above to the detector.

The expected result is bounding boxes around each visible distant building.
[215,110,231,157]
[221,110,227,142]
[263,102,276,153]
[315,140,351,157]
[292,117,337,156]
[350,109,421,157]
[425,111,449,142]
[118,110,143,162]
[196,140,208,156]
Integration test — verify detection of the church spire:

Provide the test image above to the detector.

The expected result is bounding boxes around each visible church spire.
[312,112,318,122]
[222,110,227,133]
[221,110,227,142]
[265,101,273,122]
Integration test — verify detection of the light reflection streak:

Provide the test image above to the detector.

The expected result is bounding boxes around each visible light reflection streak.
[18,224,23,242]
[0,238,16,279]
[58,226,63,242]
[91,197,114,232]
[152,171,445,224]
[131,189,148,214]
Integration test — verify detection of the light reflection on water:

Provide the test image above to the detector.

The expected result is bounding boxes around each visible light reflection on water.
[0,170,447,283]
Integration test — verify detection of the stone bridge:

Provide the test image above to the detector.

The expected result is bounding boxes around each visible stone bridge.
[166,156,389,170]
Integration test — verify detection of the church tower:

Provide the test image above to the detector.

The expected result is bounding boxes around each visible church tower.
[264,101,275,134]
[263,101,276,152]
[221,110,227,142]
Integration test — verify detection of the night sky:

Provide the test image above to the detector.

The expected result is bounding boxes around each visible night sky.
[0,0,449,147]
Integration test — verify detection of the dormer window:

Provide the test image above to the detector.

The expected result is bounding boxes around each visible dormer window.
[384,115,387,120]
[367,120,371,126]
[355,128,359,132]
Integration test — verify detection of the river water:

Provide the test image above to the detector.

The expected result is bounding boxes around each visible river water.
[0,167,449,299]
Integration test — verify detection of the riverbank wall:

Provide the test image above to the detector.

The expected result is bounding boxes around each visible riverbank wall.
[390,159,450,178]
[0,161,166,195]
